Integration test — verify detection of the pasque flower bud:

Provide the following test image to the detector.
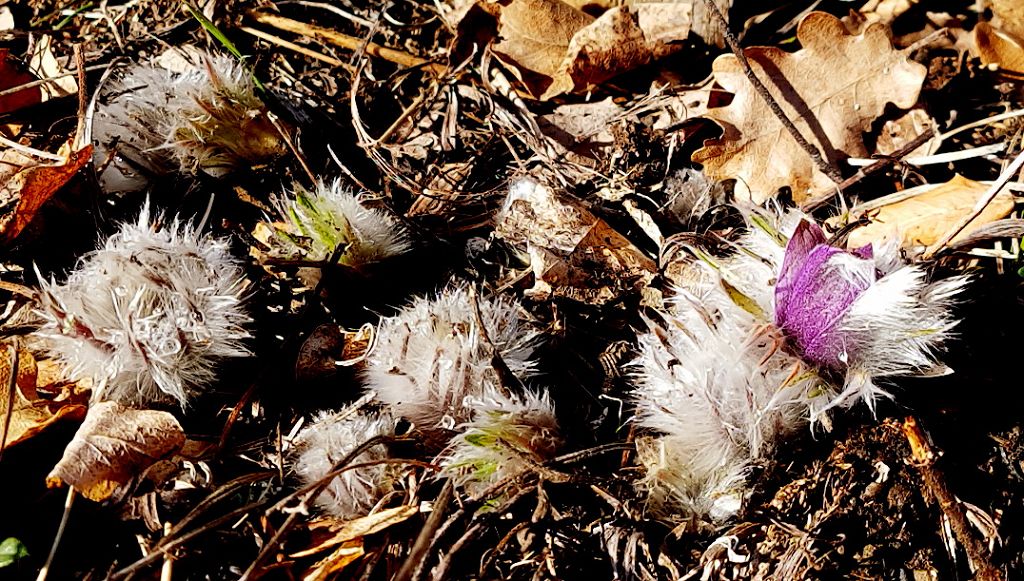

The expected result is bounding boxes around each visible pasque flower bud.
[94,50,284,191]
[35,204,250,406]
[365,286,539,431]
[774,219,965,411]
[268,180,411,268]
[633,207,965,522]
[290,407,397,519]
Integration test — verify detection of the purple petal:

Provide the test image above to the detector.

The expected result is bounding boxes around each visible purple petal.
[775,243,876,369]
[774,220,828,320]
[852,244,873,260]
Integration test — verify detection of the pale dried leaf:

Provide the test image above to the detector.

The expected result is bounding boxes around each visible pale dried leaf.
[692,11,926,203]
[292,505,419,558]
[840,174,1016,252]
[539,97,623,157]
[491,0,691,99]
[492,0,593,92]
[437,0,477,30]
[303,543,363,581]
[495,180,655,304]
[972,22,1024,75]
[875,108,940,157]
[853,0,917,27]
[543,3,691,99]
[0,347,87,449]
[690,0,731,47]
[27,36,76,100]
[0,7,13,31]
[990,0,1024,44]
[47,401,185,501]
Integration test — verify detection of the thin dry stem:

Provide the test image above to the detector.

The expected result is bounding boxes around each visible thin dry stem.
[924,146,1024,258]
[803,128,937,211]
[249,12,445,74]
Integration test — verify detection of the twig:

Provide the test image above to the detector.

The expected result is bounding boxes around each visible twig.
[411,481,539,581]
[940,108,1024,142]
[266,110,316,186]
[700,0,843,185]
[160,522,173,581]
[0,64,107,98]
[431,521,486,581]
[923,146,1024,259]
[109,498,271,580]
[0,135,65,161]
[239,435,400,580]
[248,12,445,74]
[479,521,530,577]
[802,128,936,211]
[72,45,88,151]
[238,25,348,69]
[903,417,1003,581]
[468,286,526,398]
[35,488,75,581]
[394,480,454,581]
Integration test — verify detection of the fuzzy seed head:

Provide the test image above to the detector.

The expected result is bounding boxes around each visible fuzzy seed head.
[93,50,283,189]
[442,386,561,495]
[269,180,411,267]
[35,205,250,406]
[290,407,397,519]
[365,286,540,431]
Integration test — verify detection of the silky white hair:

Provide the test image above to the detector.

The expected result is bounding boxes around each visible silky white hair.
[269,180,411,267]
[364,286,540,431]
[290,407,396,519]
[93,50,281,191]
[441,385,561,495]
[35,204,250,406]
[633,259,817,522]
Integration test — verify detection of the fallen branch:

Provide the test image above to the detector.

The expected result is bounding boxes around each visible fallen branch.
[903,417,1004,581]
[802,127,936,211]
[248,12,446,74]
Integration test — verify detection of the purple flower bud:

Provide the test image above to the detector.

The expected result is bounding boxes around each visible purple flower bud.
[774,220,875,369]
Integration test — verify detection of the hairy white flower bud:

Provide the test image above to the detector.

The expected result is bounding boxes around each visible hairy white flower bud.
[442,386,561,495]
[633,263,815,522]
[35,204,250,406]
[289,407,397,519]
[364,286,539,431]
[93,49,283,191]
[268,180,411,267]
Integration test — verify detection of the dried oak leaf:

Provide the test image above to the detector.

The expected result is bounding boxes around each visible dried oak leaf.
[492,0,691,100]
[0,347,87,450]
[989,0,1024,45]
[47,401,185,501]
[0,141,93,244]
[972,22,1024,75]
[0,49,41,115]
[495,180,655,305]
[692,11,926,203]
[837,174,1015,253]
